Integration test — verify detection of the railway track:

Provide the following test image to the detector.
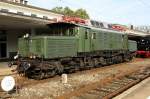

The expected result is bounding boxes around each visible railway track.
[0,59,150,99]
[57,67,150,99]
[0,90,11,99]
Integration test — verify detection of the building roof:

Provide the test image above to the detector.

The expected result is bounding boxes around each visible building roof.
[0,0,63,16]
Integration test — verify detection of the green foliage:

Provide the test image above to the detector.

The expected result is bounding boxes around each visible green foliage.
[51,7,90,19]
[75,8,89,19]
[64,7,74,15]
[51,7,64,14]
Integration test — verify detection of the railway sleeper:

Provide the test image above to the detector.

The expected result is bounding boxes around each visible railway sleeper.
[81,93,100,99]
[118,78,134,82]
[126,74,147,80]
[110,83,124,90]
[85,91,108,99]
[104,85,121,91]
[100,87,116,93]
[87,90,101,95]
[93,89,111,97]
[112,80,131,86]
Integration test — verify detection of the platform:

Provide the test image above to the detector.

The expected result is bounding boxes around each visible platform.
[113,77,150,99]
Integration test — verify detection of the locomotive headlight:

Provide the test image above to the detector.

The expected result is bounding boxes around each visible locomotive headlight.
[30,55,33,59]
[33,55,36,59]
[29,55,36,59]
[14,55,18,59]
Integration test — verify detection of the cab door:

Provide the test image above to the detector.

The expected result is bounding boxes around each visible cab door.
[84,28,91,52]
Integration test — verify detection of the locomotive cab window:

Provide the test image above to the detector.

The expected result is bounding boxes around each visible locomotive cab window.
[68,28,75,36]
[44,22,77,36]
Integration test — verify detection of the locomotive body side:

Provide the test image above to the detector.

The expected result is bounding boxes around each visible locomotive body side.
[12,23,136,79]
[91,29,128,51]
[128,40,137,52]
[128,40,137,58]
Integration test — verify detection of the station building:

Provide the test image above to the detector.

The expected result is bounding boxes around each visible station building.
[0,0,63,59]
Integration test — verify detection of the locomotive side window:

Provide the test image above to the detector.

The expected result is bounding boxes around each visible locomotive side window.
[92,32,96,39]
[85,29,88,39]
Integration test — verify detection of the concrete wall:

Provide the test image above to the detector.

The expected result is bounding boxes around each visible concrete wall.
[0,1,63,59]
[7,30,25,58]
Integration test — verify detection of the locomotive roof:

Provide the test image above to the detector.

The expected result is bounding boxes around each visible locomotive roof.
[47,22,126,35]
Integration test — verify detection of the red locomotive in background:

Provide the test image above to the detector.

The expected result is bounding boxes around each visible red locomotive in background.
[136,50,150,58]
[136,38,150,58]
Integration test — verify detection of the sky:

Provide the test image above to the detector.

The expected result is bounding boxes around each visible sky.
[27,0,150,26]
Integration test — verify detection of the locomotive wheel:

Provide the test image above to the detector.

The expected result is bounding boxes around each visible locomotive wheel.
[93,58,99,67]
[24,66,45,80]
[99,57,106,66]
[87,58,94,69]
[47,69,56,77]
[79,59,85,70]
[55,62,64,75]
[29,70,45,80]
[123,54,132,62]
[38,71,45,80]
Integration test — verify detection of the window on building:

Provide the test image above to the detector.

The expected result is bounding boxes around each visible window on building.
[17,11,24,15]
[0,31,6,41]
[95,22,99,27]
[43,16,48,19]
[108,24,112,29]
[31,14,37,17]
[100,23,104,28]
[90,20,95,26]
[1,9,9,13]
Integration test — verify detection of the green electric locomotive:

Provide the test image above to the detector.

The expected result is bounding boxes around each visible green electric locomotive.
[12,22,137,79]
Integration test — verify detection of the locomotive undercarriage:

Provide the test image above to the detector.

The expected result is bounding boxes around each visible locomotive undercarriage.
[14,50,134,80]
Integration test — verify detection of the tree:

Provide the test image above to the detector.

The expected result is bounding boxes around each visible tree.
[51,7,90,19]
[75,8,89,19]
[51,7,64,14]
[63,7,74,16]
